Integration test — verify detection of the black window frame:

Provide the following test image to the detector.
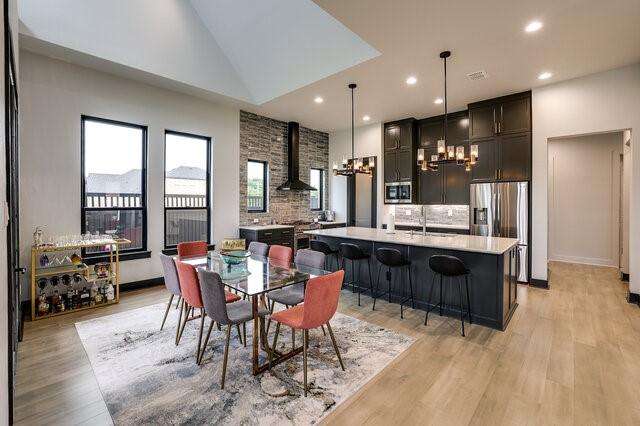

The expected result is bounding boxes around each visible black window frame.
[247,159,268,213]
[80,115,148,260]
[310,168,324,211]
[163,129,212,249]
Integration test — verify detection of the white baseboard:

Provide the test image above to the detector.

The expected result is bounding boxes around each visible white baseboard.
[549,254,617,268]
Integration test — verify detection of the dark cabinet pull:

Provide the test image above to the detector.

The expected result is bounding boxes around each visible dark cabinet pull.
[264,232,273,236]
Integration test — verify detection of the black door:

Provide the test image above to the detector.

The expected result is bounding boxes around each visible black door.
[418,148,443,204]
[498,97,530,135]
[5,22,22,424]
[444,162,471,204]
[384,124,399,151]
[396,150,413,182]
[499,132,531,181]
[469,105,496,140]
[384,151,397,182]
[398,120,413,150]
[471,138,498,182]
[418,119,443,149]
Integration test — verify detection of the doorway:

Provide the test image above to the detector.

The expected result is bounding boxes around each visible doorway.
[347,162,377,228]
[547,131,627,267]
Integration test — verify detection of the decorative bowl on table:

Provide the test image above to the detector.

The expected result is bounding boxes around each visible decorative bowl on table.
[221,250,251,265]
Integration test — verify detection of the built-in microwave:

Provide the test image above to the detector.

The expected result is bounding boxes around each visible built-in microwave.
[385,182,412,204]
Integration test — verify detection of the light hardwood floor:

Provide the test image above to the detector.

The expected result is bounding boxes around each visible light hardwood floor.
[15,262,640,425]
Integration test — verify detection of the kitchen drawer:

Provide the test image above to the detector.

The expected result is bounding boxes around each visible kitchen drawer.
[256,227,293,240]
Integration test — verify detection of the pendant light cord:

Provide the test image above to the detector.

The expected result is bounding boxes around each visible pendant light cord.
[443,54,448,143]
[351,84,355,160]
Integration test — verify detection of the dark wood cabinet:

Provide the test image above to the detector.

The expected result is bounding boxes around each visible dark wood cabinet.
[239,226,294,249]
[469,92,531,182]
[469,92,530,140]
[383,118,416,185]
[418,119,443,149]
[444,162,470,204]
[499,132,530,181]
[471,138,498,182]
[418,149,443,204]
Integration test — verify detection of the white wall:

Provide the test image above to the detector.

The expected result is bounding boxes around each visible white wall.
[622,130,632,274]
[329,122,383,226]
[19,51,240,293]
[548,132,623,266]
[532,63,640,293]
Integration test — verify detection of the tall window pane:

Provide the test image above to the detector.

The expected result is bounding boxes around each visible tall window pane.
[164,131,210,247]
[248,160,267,212]
[310,168,323,210]
[82,116,146,253]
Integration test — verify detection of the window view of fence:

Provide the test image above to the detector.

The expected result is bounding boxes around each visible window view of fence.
[248,160,267,212]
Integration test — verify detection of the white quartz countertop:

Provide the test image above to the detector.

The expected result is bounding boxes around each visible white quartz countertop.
[390,222,470,230]
[317,221,346,225]
[239,224,294,231]
[304,226,518,255]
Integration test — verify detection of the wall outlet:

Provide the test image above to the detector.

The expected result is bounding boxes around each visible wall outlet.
[447,209,453,217]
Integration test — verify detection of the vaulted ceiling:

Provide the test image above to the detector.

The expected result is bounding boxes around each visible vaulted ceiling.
[18,0,640,132]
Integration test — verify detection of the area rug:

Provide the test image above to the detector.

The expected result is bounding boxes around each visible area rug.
[75,302,415,425]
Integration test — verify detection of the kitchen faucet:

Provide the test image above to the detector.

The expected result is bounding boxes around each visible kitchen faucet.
[420,205,427,236]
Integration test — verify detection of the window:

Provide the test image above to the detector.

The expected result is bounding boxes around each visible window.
[247,160,267,212]
[310,168,324,210]
[164,131,211,248]
[81,116,147,255]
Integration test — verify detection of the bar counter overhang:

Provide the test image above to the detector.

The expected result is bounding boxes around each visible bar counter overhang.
[305,227,520,330]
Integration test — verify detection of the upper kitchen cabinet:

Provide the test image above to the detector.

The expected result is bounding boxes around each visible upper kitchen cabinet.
[419,111,468,148]
[384,118,415,151]
[469,92,531,140]
[383,118,416,184]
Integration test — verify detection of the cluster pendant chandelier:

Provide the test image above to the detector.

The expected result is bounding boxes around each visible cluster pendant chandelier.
[417,51,479,172]
[333,83,375,176]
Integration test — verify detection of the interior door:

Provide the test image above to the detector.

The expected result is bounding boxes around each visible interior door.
[5,24,22,424]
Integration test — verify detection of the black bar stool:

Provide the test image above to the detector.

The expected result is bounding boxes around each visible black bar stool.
[338,243,373,306]
[425,254,473,336]
[373,248,415,319]
[310,240,339,271]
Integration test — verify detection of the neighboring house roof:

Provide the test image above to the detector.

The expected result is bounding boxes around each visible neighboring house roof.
[166,166,206,180]
[86,170,141,194]
[86,167,205,194]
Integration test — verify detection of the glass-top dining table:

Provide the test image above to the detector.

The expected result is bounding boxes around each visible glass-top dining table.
[179,251,330,375]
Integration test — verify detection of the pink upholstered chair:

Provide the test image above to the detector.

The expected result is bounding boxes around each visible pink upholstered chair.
[177,240,208,258]
[268,245,293,267]
[268,270,345,396]
[175,260,240,361]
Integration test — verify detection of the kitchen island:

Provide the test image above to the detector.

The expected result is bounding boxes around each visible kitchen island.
[305,227,519,330]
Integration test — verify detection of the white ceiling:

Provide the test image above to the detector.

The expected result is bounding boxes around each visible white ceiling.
[18,0,640,132]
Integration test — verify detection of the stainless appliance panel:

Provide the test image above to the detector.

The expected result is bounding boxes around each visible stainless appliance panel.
[516,244,528,283]
[470,183,496,237]
[385,182,412,204]
[495,181,528,244]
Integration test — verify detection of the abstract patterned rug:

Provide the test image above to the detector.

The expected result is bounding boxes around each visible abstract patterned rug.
[75,302,415,425]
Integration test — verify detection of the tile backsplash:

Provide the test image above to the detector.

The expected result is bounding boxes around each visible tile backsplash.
[392,205,469,226]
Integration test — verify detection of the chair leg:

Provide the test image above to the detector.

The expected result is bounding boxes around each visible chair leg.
[174,295,181,309]
[236,324,243,345]
[268,322,281,370]
[195,313,206,363]
[197,318,215,365]
[160,294,174,331]
[439,274,444,316]
[177,302,190,344]
[303,329,308,397]
[321,325,326,336]
[221,325,232,389]
[175,297,184,345]
[424,274,436,326]
[457,277,465,337]
[373,264,382,311]
[465,275,473,324]
[265,299,275,336]
[408,266,415,309]
[243,322,247,348]
[400,267,404,319]
[356,260,361,306]
[367,258,374,301]
[387,267,392,303]
[326,322,345,371]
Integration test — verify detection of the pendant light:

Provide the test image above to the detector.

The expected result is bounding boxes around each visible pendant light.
[333,83,375,176]
[417,51,478,171]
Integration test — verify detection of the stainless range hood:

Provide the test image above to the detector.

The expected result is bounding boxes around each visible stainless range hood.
[277,121,317,191]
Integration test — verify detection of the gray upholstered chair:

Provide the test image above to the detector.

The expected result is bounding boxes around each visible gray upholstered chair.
[266,249,327,338]
[159,254,183,343]
[196,269,269,388]
[248,241,269,257]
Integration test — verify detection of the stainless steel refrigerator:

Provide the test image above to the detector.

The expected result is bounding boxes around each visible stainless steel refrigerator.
[470,182,529,282]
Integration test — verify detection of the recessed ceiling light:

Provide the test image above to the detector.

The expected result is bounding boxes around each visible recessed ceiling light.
[314,96,323,104]
[406,76,417,85]
[362,115,371,121]
[434,98,443,104]
[538,71,552,80]
[525,21,543,33]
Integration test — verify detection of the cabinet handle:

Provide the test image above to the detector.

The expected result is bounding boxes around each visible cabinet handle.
[494,121,498,134]
[498,122,501,133]
[495,169,499,180]
[264,232,273,236]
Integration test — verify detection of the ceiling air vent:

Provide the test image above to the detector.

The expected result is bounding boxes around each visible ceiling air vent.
[467,70,488,81]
